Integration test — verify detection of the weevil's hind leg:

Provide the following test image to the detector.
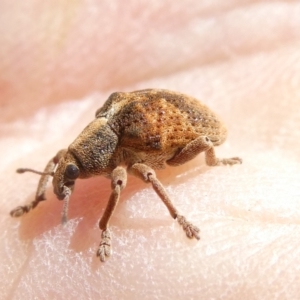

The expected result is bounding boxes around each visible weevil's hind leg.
[10,149,67,218]
[167,136,242,166]
[205,146,242,166]
[96,167,127,262]
[129,163,200,240]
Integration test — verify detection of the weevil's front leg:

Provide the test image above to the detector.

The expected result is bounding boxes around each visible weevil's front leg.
[96,166,127,262]
[10,149,67,218]
[129,163,200,240]
[167,136,242,166]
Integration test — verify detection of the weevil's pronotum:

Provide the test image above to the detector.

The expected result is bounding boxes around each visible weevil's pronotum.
[10,89,242,262]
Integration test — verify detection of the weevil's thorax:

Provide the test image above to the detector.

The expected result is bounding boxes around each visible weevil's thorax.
[68,118,119,177]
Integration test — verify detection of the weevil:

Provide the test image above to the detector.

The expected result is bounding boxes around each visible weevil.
[10,89,242,262]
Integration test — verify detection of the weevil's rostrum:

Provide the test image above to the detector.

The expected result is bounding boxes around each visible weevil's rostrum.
[10,89,242,262]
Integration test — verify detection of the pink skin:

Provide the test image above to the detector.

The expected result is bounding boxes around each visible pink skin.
[1,1,300,299]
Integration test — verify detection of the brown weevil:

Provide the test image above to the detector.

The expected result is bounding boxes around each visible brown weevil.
[10,89,242,262]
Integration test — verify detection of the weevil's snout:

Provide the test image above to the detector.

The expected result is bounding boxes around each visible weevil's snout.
[54,178,75,200]
[53,154,80,200]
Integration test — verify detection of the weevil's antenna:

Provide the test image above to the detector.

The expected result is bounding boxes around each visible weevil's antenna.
[11,151,67,219]
[16,168,54,176]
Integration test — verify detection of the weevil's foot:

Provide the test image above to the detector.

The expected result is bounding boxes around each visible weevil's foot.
[10,205,28,217]
[96,229,112,262]
[220,157,242,166]
[177,215,200,240]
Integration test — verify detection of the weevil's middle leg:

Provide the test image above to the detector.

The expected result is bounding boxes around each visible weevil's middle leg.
[96,166,127,262]
[10,149,67,218]
[129,163,200,240]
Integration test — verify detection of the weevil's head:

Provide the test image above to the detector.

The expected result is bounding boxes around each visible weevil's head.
[52,152,81,200]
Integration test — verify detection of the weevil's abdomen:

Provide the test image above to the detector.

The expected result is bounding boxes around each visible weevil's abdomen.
[102,89,227,154]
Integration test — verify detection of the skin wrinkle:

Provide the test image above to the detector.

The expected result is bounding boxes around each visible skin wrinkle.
[1,1,300,299]
[1,2,300,121]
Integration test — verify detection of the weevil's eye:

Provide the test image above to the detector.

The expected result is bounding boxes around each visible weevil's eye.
[65,164,79,180]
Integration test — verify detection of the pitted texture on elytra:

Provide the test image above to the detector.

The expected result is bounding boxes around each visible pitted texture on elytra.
[100,89,227,153]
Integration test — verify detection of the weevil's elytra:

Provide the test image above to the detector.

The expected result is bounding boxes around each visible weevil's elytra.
[10,89,242,262]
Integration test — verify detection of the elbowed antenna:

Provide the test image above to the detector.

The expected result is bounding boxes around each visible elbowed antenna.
[11,150,67,218]
[16,168,54,176]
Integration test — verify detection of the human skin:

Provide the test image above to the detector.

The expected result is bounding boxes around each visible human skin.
[1,1,300,299]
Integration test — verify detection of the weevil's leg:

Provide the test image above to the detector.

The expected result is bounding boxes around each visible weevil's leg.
[129,163,200,240]
[167,136,242,166]
[96,166,127,262]
[10,149,67,218]
[61,186,71,225]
